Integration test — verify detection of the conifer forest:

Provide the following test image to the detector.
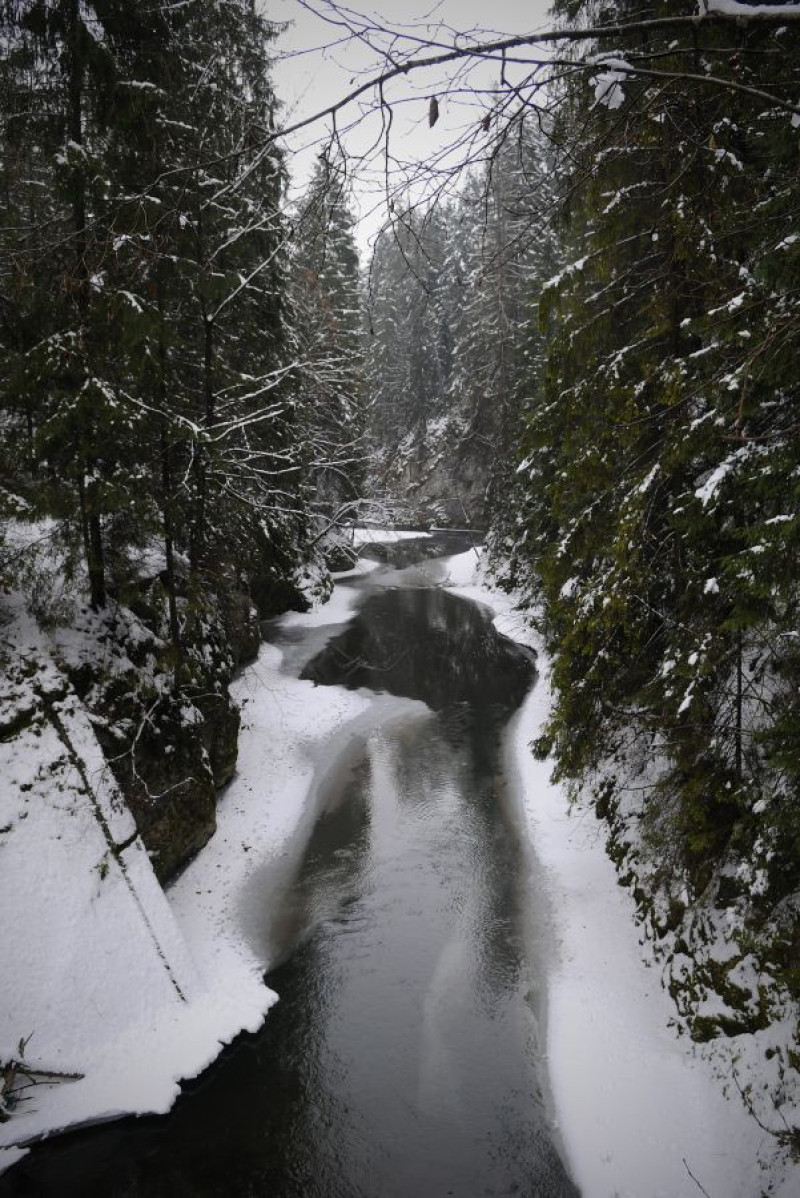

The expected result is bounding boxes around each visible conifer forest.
[1,1,800,1193]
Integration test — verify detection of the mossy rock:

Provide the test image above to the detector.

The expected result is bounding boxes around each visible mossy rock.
[689,1011,766,1041]
[250,571,310,619]
[132,772,217,884]
[0,699,41,742]
[324,541,359,573]
[103,715,218,884]
[197,691,240,789]
[222,588,261,668]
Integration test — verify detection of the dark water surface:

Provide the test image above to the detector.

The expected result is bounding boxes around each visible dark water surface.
[2,533,578,1198]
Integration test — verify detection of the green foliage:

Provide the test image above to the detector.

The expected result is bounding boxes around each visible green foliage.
[505,0,800,1102]
[365,121,557,527]
[291,153,366,518]
[0,0,320,625]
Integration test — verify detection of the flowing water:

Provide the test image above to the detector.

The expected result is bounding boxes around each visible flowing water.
[2,534,579,1198]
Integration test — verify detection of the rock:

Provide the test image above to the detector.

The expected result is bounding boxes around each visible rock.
[96,708,218,884]
[222,588,261,668]
[197,691,240,790]
[250,569,310,619]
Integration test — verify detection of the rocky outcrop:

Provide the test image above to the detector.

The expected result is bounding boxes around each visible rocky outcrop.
[8,525,330,886]
[99,703,219,884]
[373,419,489,528]
[222,587,262,669]
[52,569,262,884]
[250,569,310,619]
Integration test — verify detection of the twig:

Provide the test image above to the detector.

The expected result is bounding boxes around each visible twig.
[683,1157,712,1198]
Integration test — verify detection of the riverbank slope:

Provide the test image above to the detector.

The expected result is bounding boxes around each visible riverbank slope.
[444,548,797,1198]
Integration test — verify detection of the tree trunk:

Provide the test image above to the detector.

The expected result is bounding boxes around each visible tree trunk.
[735,629,743,781]
[190,297,215,572]
[68,0,105,609]
[161,422,182,690]
[157,281,182,689]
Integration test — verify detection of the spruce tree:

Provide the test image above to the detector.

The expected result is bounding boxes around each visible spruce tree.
[512,0,800,1092]
[291,153,365,528]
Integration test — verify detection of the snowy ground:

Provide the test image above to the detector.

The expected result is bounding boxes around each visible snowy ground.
[2,541,796,1194]
[0,599,214,1152]
[350,526,432,546]
[0,577,371,1170]
[444,549,796,1198]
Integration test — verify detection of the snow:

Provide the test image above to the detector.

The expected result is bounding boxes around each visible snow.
[0,590,370,1168]
[636,463,659,494]
[350,526,432,546]
[0,1149,28,1174]
[279,581,362,628]
[2,540,796,1193]
[586,54,633,110]
[702,0,800,19]
[544,256,588,294]
[0,601,209,1153]
[709,290,747,316]
[331,557,383,580]
[511,683,771,1198]
[443,548,796,1198]
[170,651,417,982]
[592,66,628,110]
[695,447,747,506]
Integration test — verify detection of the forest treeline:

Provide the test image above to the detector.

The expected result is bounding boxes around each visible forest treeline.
[0,0,364,612]
[365,137,557,524]
[366,0,800,1144]
[1,0,799,1150]
[0,0,363,875]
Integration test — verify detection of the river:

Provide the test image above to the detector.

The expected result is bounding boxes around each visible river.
[2,532,579,1198]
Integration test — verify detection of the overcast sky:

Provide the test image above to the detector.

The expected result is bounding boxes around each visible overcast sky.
[268,1,554,256]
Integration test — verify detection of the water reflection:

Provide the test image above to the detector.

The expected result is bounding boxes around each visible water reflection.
[241,715,577,1198]
[1,539,578,1198]
[302,587,534,772]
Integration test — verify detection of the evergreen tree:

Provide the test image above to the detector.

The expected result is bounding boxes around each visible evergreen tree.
[291,153,365,527]
[1,0,299,620]
[449,124,558,527]
[366,207,452,452]
[511,0,800,1081]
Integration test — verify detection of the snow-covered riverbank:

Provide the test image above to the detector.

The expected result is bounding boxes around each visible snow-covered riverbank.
[444,548,796,1198]
[3,543,796,1196]
[0,581,370,1171]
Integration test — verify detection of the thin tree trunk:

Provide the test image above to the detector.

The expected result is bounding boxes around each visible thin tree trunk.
[735,629,743,780]
[76,466,92,586]
[161,422,182,690]
[156,281,182,689]
[68,0,105,609]
[26,404,35,474]
[190,299,215,572]
[492,173,511,510]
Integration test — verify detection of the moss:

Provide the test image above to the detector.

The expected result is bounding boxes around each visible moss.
[250,570,310,619]
[62,573,256,883]
[716,872,746,907]
[689,1015,721,1042]
[689,1010,767,1041]
[197,692,240,790]
[221,588,261,668]
[107,713,218,885]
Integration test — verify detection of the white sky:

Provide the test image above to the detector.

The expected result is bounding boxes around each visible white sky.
[268,1,554,257]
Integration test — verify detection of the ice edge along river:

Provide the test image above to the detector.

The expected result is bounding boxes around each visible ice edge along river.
[1,543,793,1196]
[447,550,792,1198]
